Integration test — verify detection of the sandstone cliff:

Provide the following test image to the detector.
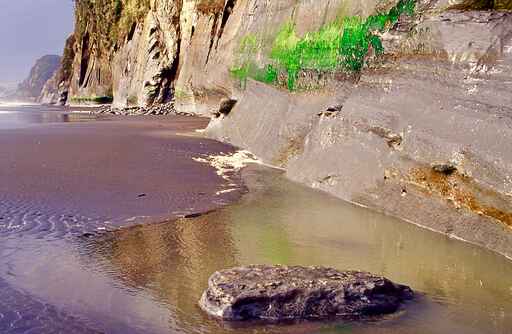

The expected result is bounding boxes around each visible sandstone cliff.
[63,0,512,108]
[205,2,512,258]
[66,0,410,108]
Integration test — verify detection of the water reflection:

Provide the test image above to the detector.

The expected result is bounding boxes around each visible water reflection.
[0,104,99,128]
[81,166,512,334]
[82,214,239,333]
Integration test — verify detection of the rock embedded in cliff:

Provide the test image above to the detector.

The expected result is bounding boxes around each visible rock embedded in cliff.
[199,265,413,321]
[431,162,458,175]
[218,98,238,116]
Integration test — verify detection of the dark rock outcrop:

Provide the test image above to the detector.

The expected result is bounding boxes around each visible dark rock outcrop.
[431,162,458,175]
[217,98,237,117]
[199,265,413,321]
[15,55,61,101]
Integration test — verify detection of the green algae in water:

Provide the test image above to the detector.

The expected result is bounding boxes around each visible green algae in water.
[231,0,416,90]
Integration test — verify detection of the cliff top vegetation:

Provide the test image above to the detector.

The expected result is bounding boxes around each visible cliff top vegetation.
[74,0,150,54]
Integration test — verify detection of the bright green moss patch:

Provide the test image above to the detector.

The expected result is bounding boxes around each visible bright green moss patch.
[231,0,417,90]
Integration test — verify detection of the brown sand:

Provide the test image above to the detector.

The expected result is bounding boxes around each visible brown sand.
[0,113,244,225]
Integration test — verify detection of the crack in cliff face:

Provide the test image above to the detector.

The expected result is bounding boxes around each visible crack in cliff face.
[83,56,95,89]
[205,13,220,66]
[78,32,91,87]
[148,39,161,55]
[205,0,237,66]
[127,22,137,42]
[146,1,183,105]
[190,25,196,42]
[154,37,182,104]
[216,0,237,48]
[163,1,183,104]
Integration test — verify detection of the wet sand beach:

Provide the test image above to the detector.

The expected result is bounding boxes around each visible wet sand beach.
[0,105,245,332]
[0,105,244,228]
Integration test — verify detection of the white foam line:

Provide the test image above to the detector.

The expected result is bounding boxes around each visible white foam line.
[215,188,238,195]
[0,101,38,107]
[70,110,93,114]
[193,150,279,180]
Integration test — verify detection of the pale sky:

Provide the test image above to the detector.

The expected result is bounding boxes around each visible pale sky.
[0,0,74,83]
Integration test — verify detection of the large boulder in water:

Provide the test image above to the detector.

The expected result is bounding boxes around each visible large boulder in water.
[199,265,413,321]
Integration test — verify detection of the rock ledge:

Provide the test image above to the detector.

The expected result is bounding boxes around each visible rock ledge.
[199,265,413,321]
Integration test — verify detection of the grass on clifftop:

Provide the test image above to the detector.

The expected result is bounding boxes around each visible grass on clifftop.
[55,35,76,84]
[231,0,416,90]
[75,0,150,53]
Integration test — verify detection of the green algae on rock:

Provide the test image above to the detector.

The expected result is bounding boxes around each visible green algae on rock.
[231,0,417,90]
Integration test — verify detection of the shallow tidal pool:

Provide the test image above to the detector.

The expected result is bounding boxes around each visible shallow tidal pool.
[3,166,511,334]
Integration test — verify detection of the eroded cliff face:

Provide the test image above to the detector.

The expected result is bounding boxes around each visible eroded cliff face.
[206,4,512,258]
[67,0,398,109]
[63,1,512,258]
[67,0,512,107]
[66,0,512,108]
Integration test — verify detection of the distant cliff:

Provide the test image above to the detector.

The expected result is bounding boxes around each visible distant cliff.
[0,83,16,100]
[14,55,61,101]
[39,35,76,105]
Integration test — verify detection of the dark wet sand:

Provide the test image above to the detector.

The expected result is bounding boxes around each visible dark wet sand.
[0,114,243,227]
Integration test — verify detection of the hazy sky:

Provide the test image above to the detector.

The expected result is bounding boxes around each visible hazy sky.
[0,0,74,83]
